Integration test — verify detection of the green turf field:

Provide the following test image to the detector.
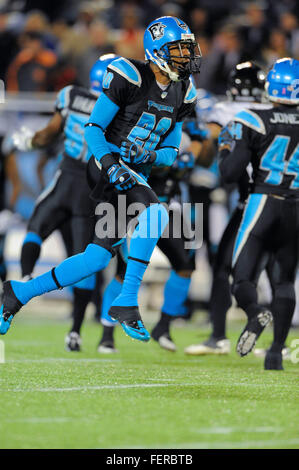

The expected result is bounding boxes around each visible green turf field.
[0,312,298,449]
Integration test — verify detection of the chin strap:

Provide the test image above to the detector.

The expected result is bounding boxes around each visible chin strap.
[146,49,180,82]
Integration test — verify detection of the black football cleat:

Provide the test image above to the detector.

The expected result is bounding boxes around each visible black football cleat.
[237,310,273,357]
[264,350,283,370]
[0,281,23,335]
[97,340,119,354]
[65,331,82,352]
[108,306,150,342]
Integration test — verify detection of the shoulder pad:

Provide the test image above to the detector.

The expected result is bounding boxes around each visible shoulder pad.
[56,85,73,110]
[233,109,266,135]
[108,58,142,87]
[184,80,197,104]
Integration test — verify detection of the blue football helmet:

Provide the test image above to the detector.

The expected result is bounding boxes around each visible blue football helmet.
[90,54,120,94]
[143,16,201,82]
[265,57,299,105]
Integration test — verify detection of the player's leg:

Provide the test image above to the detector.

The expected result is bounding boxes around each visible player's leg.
[0,171,168,339]
[108,185,169,341]
[185,207,244,355]
[98,251,126,353]
[65,215,96,351]
[264,200,299,370]
[232,195,277,356]
[0,239,112,335]
[0,233,7,284]
[20,171,69,279]
[92,272,104,322]
[152,209,194,351]
[0,161,114,334]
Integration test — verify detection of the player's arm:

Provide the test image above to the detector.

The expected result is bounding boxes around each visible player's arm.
[218,122,252,183]
[84,92,120,166]
[84,65,137,191]
[154,121,182,167]
[11,112,63,152]
[31,112,63,148]
[183,117,214,167]
[12,85,73,152]
[5,151,23,208]
[207,122,222,139]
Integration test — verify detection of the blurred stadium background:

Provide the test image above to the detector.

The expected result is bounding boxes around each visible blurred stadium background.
[0,0,299,323]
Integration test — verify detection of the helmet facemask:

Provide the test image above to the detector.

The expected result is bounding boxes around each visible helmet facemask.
[153,38,202,81]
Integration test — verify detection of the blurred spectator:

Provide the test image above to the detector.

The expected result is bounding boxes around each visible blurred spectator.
[23,10,58,51]
[198,26,246,94]
[193,35,212,89]
[74,1,100,34]
[0,13,19,81]
[188,7,214,38]
[51,18,90,66]
[238,2,269,62]
[279,11,299,58]
[114,4,144,60]
[160,2,183,19]
[1,0,299,93]
[6,31,58,91]
[75,20,115,88]
[261,29,291,69]
[5,0,76,23]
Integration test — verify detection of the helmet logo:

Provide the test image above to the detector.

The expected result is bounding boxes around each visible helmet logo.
[174,18,188,31]
[148,22,166,40]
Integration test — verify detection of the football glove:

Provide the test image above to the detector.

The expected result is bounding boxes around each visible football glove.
[218,126,234,151]
[106,163,137,192]
[12,126,34,152]
[120,140,156,165]
[185,120,210,142]
[172,151,195,171]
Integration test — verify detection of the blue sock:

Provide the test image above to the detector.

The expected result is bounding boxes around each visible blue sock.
[129,203,169,260]
[73,274,96,290]
[112,259,147,307]
[112,204,169,308]
[101,278,122,326]
[11,244,112,305]
[162,270,191,317]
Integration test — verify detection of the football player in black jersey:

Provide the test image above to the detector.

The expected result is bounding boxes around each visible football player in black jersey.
[97,119,212,354]
[0,16,201,343]
[185,62,272,356]
[10,55,119,352]
[218,57,299,370]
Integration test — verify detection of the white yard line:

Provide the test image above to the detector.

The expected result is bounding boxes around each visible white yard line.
[5,358,121,363]
[2,417,77,423]
[0,380,294,391]
[128,438,299,449]
[160,438,299,449]
[190,426,283,434]
[2,383,195,393]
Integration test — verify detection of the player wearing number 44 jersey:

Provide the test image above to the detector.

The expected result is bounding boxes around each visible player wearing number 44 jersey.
[0,16,201,342]
[218,58,299,370]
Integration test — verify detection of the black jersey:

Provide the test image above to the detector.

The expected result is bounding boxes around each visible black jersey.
[55,85,98,163]
[220,105,299,197]
[102,58,196,163]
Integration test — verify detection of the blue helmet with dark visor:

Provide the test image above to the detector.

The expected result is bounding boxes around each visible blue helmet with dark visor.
[143,16,202,82]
